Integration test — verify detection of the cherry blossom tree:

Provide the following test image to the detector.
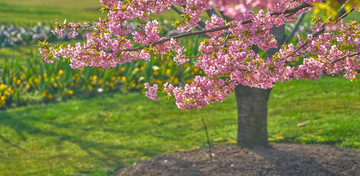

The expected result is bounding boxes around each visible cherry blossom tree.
[39,0,360,146]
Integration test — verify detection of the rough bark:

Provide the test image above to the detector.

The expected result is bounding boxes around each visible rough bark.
[235,25,285,147]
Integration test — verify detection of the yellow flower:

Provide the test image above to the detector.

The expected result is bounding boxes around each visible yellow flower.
[121,76,126,82]
[88,85,93,92]
[53,83,58,88]
[111,76,116,81]
[26,84,31,89]
[174,78,179,84]
[133,68,139,74]
[276,134,284,140]
[120,67,125,72]
[184,63,190,68]
[117,76,121,80]
[91,81,97,85]
[140,66,145,70]
[0,84,6,90]
[48,94,53,99]
[42,92,47,97]
[8,86,13,92]
[153,70,159,76]
[110,82,115,87]
[70,82,75,86]
[136,84,143,89]
[0,98,5,105]
[98,79,104,85]
[165,69,171,75]
[67,90,74,95]
[58,69,64,75]
[130,80,135,88]
[268,137,275,142]
[34,78,40,85]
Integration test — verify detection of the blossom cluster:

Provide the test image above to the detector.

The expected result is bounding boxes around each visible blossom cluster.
[40,0,360,110]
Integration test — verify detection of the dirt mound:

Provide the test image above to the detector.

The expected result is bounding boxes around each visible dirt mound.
[112,143,360,176]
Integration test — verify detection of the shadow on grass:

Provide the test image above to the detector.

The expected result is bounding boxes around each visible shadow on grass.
[0,108,177,174]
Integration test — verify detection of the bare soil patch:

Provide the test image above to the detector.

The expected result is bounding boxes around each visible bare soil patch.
[112,143,360,176]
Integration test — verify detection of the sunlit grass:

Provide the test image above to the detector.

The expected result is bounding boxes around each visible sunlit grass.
[0,76,359,175]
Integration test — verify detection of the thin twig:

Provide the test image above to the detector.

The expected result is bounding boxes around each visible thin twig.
[202,118,213,161]
[223,32,231,47]
[284,6,354,59]
[291,27,325,54]
[171,5,206,29]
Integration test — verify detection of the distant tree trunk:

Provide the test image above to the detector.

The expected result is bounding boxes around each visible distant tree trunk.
[235,25,285,147]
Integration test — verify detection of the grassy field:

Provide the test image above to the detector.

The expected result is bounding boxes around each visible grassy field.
[0,0,102,26]
[1,1,360,176]
[0,0,186,27]
[0,76,359,176]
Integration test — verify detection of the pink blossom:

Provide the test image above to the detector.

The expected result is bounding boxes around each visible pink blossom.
[40,0,360,110]
[144,83,160,101]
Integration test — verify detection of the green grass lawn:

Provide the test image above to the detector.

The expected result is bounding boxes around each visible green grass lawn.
[0,76,359,176]
[0,0,184,27]
[0,0,102,26]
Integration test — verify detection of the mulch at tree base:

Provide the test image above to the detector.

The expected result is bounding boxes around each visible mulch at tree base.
[112,143,360,176]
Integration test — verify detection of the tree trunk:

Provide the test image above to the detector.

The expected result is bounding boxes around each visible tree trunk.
[235,25,285,147]
[235,85,271,146]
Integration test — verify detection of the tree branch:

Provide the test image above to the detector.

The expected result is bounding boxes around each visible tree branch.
[124,25,230,52]
[331,52,360,63]
[206,8,220,17]
[284,12,306,44]
[122,3,312,52]
[289,6,354,56]
[272,3,310,16]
